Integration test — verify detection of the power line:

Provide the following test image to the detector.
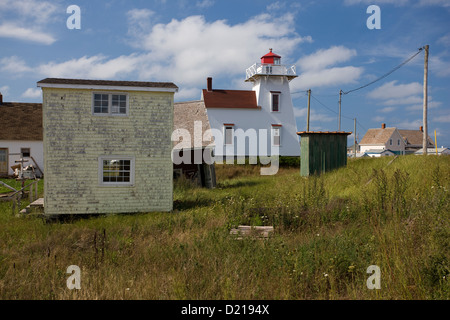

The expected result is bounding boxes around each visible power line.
[342,48,424,95]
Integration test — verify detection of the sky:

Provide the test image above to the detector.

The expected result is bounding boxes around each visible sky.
[1,0,449,147]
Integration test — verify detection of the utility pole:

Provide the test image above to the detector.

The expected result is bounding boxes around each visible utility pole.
[338,89,342,131]
[422,45,429,155]
[354,118,357,158]
[307,89,311,132]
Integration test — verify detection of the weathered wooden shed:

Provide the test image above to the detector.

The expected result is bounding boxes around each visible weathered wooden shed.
[37,78,178,215]
[297,131,351,177]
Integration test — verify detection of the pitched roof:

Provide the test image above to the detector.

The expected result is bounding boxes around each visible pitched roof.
[202,89,260,109]
[398,129,434,147]
[37,78,178,90]
[0,102,43,141]
[359,128,397,145]
[173,100,213,149]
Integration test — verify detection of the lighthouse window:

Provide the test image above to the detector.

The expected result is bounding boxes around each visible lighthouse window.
[274,58,280,65]
[224,125,234,145]
[271,92,280,112]
[272,126,281,146]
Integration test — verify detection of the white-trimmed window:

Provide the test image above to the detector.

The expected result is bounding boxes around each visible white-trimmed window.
[93,93,128,115]
[99,156,134,186]
[272,125,281,146]
[224,124,234,145]
[271,92,280,112]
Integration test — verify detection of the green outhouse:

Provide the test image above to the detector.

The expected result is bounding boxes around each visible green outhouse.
[297,131,351,177]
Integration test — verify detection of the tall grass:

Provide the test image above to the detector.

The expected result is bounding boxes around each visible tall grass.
[0,155,448,299]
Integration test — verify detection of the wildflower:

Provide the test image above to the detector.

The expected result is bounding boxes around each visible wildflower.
[348,265,355,272]
[323,273,328,277]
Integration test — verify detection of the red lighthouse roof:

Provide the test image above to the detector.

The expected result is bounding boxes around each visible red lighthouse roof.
[261,48,281,64]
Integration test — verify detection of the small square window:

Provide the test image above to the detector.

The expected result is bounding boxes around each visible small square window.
[99,157,134,186]
[93,93,128,116]
[21,148,30,158]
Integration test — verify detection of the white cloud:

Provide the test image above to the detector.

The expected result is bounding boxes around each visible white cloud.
[0,85,10,96]
[432,114,450,123]
[0,56,33,73]
[0,0,60,44]
[380,106,396,113]
[0,23,56,45]
[417,0,450,7]
[367,80,422,100]
[21,88,41,99]
[293,107,335,122]
[430,56,450,77]
[395,118,423,129]
[196,0,215,8]
[35,54,146,79]
[297,46,357,71]
[292,46,363,90]
[1,13,310,100]
[344,0,409,5]
[0,0,60,24]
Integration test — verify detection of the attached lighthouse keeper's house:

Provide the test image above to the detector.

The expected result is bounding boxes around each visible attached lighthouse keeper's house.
[202,49,300,159]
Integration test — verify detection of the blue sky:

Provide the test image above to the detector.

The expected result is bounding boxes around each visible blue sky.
[1,0,449,147]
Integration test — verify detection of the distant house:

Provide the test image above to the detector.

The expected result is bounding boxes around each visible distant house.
[360,123,435,156]
[0,94,44,177]
[364,149,396,158]
[398,127,435,153]
[172,100,216,188]
[37,78,178,216]
[201,49,300,159]
[359,124,406,155]
[414,147,450,155]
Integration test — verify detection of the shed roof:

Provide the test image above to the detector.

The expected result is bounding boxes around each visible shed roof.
[297,131,352,135]
[202,89,260,109]
[173,100,213,149]
[0,102,42,141]
[37,78,178,91]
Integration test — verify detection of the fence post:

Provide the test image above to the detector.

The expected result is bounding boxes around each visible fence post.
[29,183,33,202]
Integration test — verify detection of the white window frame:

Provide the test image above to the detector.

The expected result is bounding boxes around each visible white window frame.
[98,156,135,187]
[271,92,281,112]
[224,124,234,145]
[271,125,281,146]
[92,92,129,116]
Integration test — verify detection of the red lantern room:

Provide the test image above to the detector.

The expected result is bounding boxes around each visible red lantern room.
[261,48,281,65]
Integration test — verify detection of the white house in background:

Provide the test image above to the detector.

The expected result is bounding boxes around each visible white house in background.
[0,94,44,177]
[359,123,435,157]
[364,149,396,158]
[415,147,450,155]
[359,123,406,155]
[202,49,300,158]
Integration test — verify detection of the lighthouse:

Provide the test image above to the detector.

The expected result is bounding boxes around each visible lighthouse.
[244,49,300,156]
[201,49,301,159]
[245,48,298,114]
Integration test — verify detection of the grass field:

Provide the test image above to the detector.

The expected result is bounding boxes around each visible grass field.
[0,155,448,300]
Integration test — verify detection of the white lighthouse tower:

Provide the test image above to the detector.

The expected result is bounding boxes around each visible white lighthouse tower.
[202,49,300,159]
[245,49,300,156]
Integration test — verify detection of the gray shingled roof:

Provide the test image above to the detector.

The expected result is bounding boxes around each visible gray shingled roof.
[173,100,213,149]
[0,102,43,141]
[37,78,178,89]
